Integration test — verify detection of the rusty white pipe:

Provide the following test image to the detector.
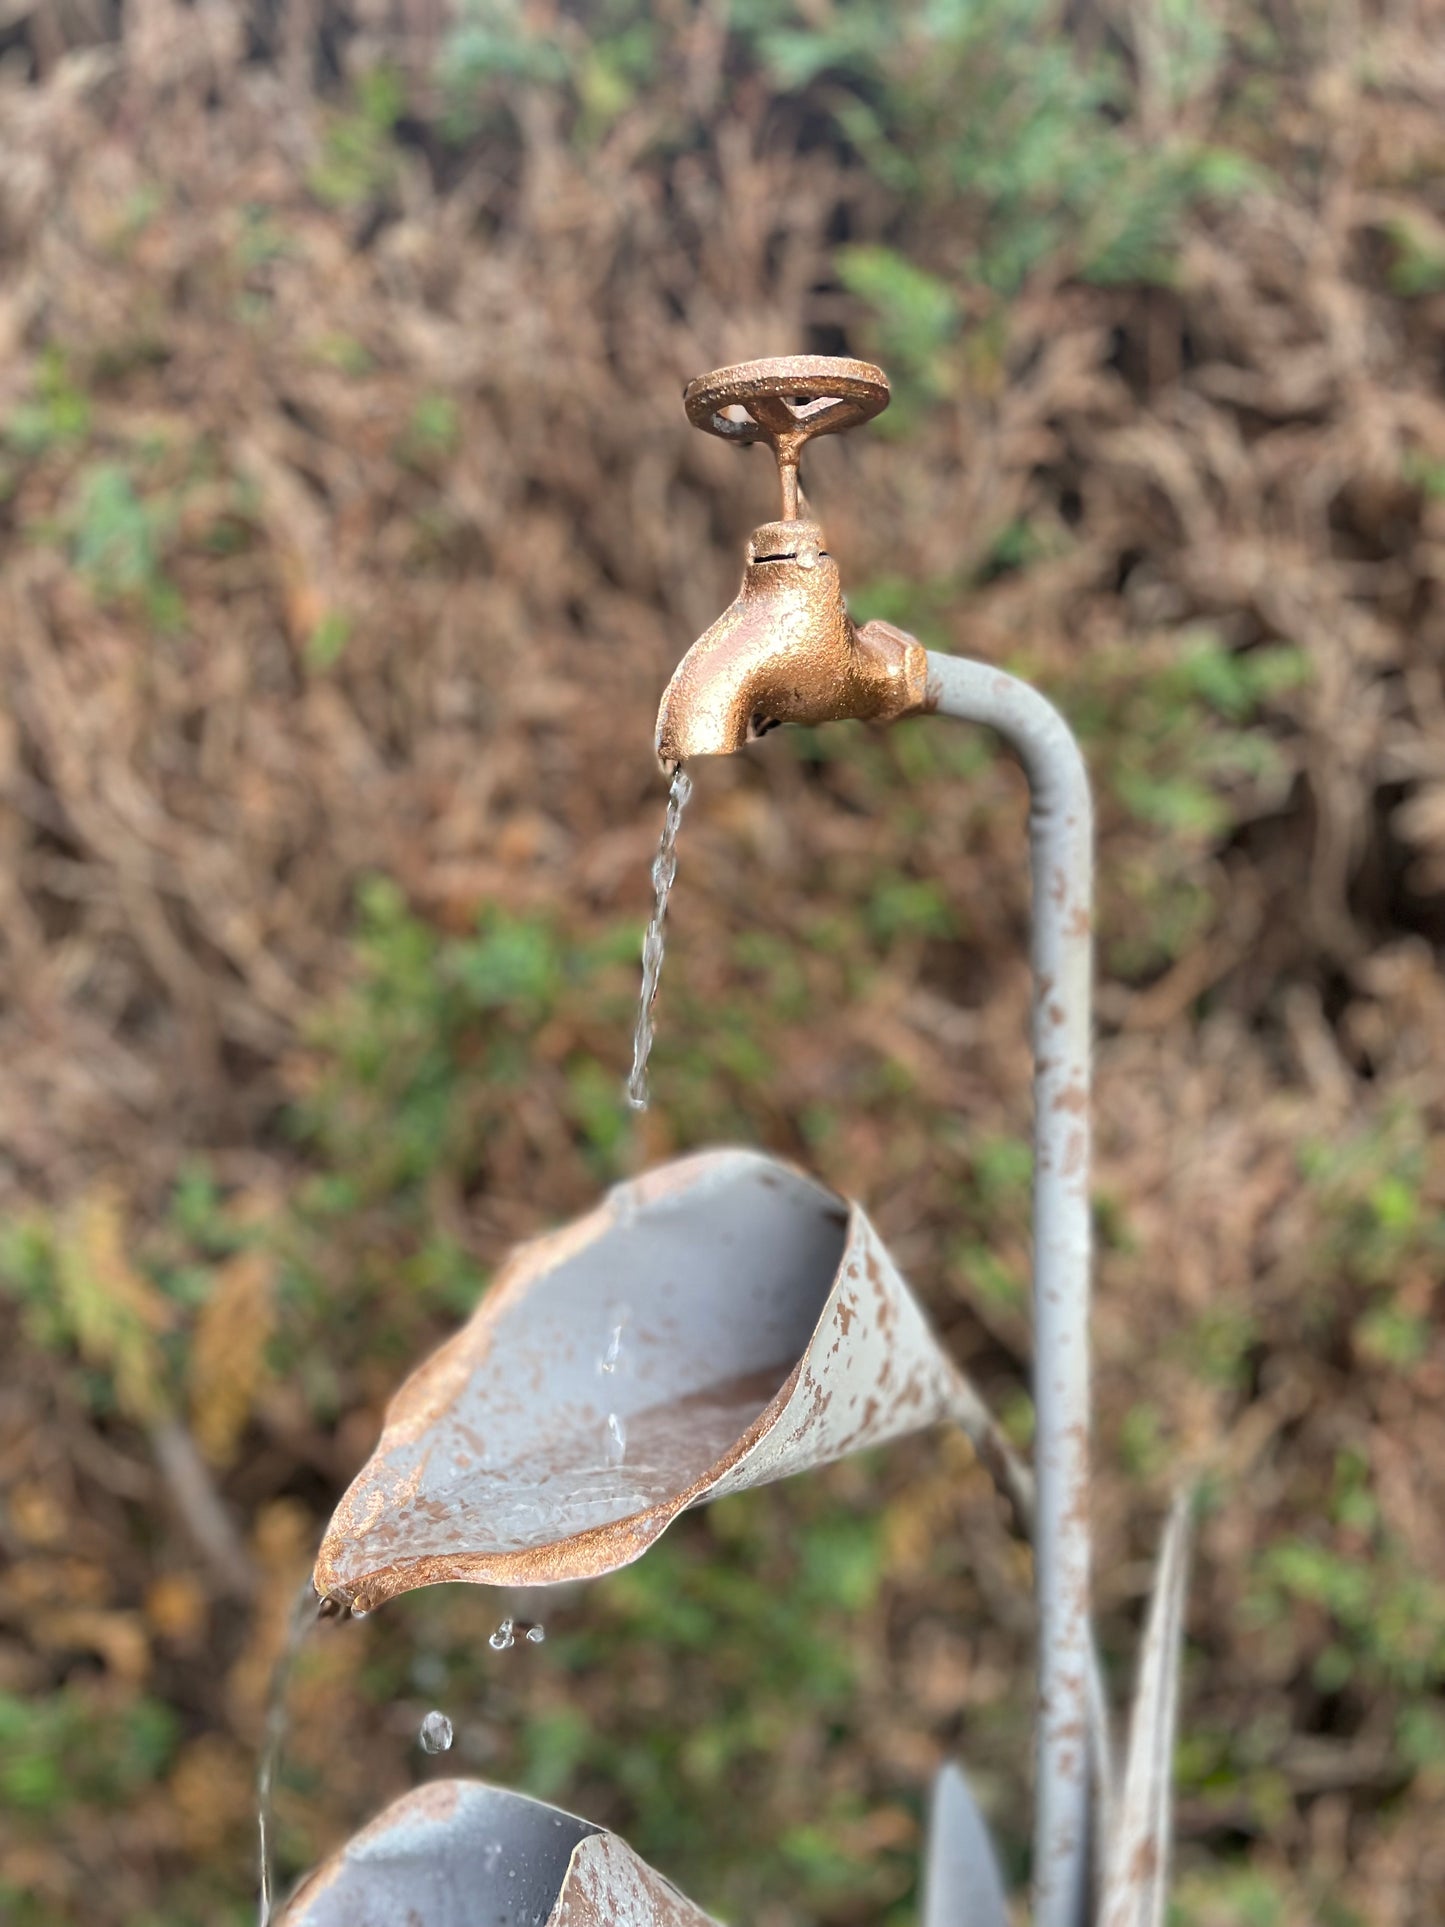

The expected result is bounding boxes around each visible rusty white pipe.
[926,652,1094,1927]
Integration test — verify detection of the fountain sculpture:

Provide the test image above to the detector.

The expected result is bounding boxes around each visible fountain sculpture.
[277,358,1189,1927]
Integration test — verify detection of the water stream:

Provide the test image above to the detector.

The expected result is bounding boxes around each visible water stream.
[256,1578,322,1927]
[254,768,692,1915]
[626,765,693,1110]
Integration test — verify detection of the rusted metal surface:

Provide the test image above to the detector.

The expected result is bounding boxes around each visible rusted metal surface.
[1099,1491,1193,1927]
[276,1779,720,1927]
[656,355,926,763]
[558,1825,722,1927]
[921,1762,1009,1927]
[683,355,889,521]
[313,1148,1027,1614]
[276,1780,594,1926]
[653,535,927,763]
[925,653,1097,1927]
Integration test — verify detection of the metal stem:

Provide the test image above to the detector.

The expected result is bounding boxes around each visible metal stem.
[925,653,1094,1927]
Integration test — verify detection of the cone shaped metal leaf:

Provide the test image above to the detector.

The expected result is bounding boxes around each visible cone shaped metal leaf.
[920,1763,1009,1927]
[315,1148,1011,1610]
[1099,1489,1192,1927]
[276,1780,721,1927]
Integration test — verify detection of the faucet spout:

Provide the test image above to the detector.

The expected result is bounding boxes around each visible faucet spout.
[655,519,928,765]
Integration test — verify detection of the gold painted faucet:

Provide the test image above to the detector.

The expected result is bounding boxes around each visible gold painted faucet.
[654,356,929,765]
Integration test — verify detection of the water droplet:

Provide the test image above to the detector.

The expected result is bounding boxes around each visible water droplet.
[525,1623,546,1646]
[418,1709,453,1754]
[483,1841,502,1874]
[489,1616,516,1651]
[627,765,693,1110]
[605,1411,626,1466]
[599,1322,624,1375]
[350,1604,370,1621]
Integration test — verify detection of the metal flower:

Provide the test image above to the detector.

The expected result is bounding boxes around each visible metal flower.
[313,1146,1029,1614]
[276,1779,721,1927]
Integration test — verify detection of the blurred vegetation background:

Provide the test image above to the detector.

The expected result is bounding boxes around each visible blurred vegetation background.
[1,1,1444,1923]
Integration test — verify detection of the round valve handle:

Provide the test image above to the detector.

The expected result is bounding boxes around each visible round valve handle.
[683,355,889,520]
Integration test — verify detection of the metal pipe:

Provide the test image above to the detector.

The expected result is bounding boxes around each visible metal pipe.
[926,652,1094,1927]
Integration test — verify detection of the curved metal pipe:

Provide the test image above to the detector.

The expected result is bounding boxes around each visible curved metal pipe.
[926,652,1095,1927]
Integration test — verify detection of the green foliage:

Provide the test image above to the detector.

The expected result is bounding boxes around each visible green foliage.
[305,610,352,671]
[1382,212,1445,296]
[296,878,635,1199]
[1299,1105,1441,1289]
[400,394,461,465]
[63,460,184,628]
[0,1195,177,1426]
[948,1133,1032,1317]
[833,248,959,404]
[0,1687,177,1813]
[743,0,1259,397]
[310,333,375,376]
[1403,448,1445,500]
[865,875,954,944]
[1060,632,1310,976]
[1171,1862,1293,1927]
[310,67,407,208]
[435,0,1259,319]
[1252,1531,1445,1697]
[4,346,91,456]
[235,203,293,269]
[543,1494,901,1910]
[1119,1401,1170,1481]
[440,0,571,93]
[1180,1304,1260,1390]
[1080,632,1308,839]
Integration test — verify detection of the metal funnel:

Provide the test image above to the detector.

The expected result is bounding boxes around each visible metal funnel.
[314,1147,1029,1614]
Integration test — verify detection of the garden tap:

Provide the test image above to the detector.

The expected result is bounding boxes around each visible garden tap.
[654,358,927,764]
[655,356,1107,1927]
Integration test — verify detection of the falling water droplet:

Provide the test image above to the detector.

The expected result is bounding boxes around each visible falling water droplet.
[605,1412,627,1467]
[627,766,693,1110]
[489,1617,516,1651]
[599,1322,624,1375]
[525,1623,546,1646]
[418,1709,454,1754]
